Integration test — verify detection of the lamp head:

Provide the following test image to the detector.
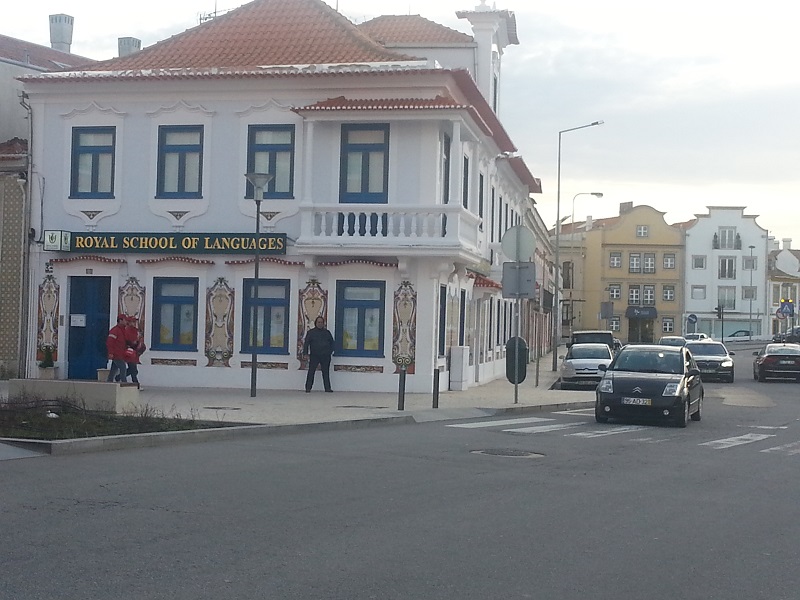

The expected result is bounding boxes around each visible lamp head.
[591,193,604,198]
[244,172,273,190]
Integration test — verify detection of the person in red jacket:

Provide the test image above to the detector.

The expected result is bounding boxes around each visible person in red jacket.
[106,315,129,382]
[120,316,146,388]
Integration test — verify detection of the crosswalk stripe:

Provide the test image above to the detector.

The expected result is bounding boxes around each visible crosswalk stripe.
[447,416,554,429]
[553,409,595,416]
[760,441,800,455]
[699,433,775,450]
[567,425,646,438]
[503,422,585,434]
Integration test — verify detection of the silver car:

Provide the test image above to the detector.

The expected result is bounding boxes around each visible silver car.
[559,343,614,390]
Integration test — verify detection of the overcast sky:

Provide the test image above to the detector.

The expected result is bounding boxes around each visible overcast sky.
[7,0,800,243]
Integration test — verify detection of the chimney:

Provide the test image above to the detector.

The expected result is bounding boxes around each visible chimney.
[49,14,74,53]
[118,37,142,57]
[768,236,779,252]
[782,238,793,250]
[585,215,593,231]
[619,201,633,215]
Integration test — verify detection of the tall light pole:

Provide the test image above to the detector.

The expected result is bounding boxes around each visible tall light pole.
[245,172,273,397]
[748,244,756,342]
[568,192,603,339]
[552,121,603,371]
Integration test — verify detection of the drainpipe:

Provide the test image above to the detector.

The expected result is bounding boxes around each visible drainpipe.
[19,91,34,378]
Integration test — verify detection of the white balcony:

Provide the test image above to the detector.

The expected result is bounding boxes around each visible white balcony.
[296,204,483,259]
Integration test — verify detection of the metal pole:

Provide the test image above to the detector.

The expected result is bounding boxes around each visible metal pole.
[748,245,755,341]
[250,192,262,398]
[432,367,439,408]
[398,364,406,410]
[551,121,603,372]
[514,299,520,404]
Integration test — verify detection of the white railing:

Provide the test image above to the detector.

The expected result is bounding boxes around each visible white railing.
[298,204,481,250]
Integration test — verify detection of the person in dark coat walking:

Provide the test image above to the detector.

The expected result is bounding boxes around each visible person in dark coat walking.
[303,316,335,392]
[106,315,129,383]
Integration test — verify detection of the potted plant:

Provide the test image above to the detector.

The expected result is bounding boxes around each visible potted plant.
[37,345,59,379]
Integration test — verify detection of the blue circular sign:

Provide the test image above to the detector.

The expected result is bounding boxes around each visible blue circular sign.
[687,313,698,324]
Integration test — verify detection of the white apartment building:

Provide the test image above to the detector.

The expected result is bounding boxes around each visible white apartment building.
[20,0,551,393]
[683,207,769,339]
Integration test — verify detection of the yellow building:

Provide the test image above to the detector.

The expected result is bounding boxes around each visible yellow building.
[565,203,684,343]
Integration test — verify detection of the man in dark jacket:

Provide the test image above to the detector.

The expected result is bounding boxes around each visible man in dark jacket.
[303,316,335,392]
[106,315,129,383]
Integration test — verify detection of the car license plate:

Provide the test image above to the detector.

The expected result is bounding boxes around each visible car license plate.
[622,397,652,406]
[779,360,795,365]
[700,369,715,373]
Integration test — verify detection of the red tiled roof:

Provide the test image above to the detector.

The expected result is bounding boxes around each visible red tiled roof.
[507,156,542,194]
[295,95,468,111]
[358,15,473,46]
[0,33,93,71]
[0,137,28,156]
[470,274,502,289]
[82,0,417,71]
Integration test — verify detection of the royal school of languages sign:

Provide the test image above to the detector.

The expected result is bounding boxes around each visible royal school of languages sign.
[68,232,287,255]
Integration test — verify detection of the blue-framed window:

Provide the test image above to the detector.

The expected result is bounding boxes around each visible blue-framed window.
[246,125,294,199]
[241,278,290,354]
[156,125,203,198]
[70,126,115,198]
[339,124,389,204]
[335,281,385,357]
[152,278,198,351]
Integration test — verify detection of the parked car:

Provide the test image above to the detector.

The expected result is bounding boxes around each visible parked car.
[658,336,687,347]
[559,343,614,390]
[773,327,800,343]
[684,332,709,341]
[727,329,752,338]
[685,340,735,382]
[752,343,800,381]
[568,330,616,353]
[595,344,703,427]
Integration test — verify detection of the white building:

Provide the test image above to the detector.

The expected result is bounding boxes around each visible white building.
[21,0,551,393]
[683,206,769,339]
[767,238,800,337]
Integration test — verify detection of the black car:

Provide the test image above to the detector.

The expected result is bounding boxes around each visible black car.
[752,343,800,381]
[595,345,703,427]
[685,340,735,382]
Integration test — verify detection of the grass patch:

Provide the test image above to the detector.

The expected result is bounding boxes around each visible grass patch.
[0,395,235,441]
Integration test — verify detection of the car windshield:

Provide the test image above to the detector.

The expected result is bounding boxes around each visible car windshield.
[573,333,612,345]
[659,338,684,346]
[612,350,682,374]
[569,347,610,359]
[766,345,800,355]
[686,343,727,356]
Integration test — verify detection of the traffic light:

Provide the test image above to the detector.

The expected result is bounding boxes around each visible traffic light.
[715,305,723,320]
[789,299,795,317]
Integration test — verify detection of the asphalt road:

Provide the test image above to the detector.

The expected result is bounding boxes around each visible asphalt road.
[2,341,798,599]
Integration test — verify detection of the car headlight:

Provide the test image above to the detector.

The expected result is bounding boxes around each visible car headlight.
[720,359,733,367]
[662,383,680,396]
[598,378,613,393]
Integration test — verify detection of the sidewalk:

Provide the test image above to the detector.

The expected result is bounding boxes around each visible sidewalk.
[1,349,594,457]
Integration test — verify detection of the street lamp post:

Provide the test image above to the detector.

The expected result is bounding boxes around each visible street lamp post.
[552,121,603,371]
[245,172,274,398]
[748,244,756,342]
[568,192,603,339]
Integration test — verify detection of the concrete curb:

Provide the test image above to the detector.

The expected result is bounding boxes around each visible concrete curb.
[0,399,595,457]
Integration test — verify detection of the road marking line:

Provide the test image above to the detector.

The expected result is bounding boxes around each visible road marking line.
[699,433,775,450]
[503,422,585,434]
[760,441,800,455]
[568,426,647,438]
[553,408,595,416]
[742,425,789,430]
[447,416,554,429]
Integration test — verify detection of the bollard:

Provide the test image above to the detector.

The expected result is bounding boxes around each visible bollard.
[397,364,407,411]
[432,367,440,409]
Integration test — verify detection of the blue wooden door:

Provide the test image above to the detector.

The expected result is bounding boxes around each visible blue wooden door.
[68,277,111,380]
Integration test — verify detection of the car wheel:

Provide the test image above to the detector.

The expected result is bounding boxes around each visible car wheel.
[595,402,608,423]
[753,369,758,381]
[757,369,766,382]
[675,398,689,428]
[691,394,703,421]
[728,371,735,383]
